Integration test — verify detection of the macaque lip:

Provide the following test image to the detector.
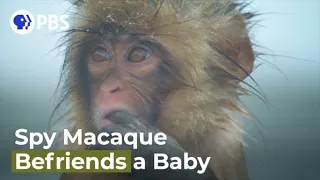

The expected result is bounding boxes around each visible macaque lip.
[104,110,122,119]
[104,110,133,124]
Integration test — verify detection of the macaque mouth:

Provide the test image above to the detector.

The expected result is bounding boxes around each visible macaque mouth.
[103,110,134,125]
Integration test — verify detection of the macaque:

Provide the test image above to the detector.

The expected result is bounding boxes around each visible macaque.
[54,0,256,179]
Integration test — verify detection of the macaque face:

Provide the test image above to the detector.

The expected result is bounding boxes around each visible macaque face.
[86,35,173,130]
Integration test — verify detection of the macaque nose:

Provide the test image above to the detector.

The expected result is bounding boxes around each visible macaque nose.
[101,80,122,95]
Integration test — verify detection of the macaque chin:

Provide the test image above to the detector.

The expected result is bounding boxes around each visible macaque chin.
[55,0,257,180]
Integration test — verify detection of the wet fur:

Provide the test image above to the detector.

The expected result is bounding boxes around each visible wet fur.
[53,0,259,179]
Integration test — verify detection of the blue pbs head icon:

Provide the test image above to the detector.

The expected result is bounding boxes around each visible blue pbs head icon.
[10,10,35,35]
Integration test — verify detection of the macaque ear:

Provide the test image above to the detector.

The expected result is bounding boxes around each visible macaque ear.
[216,15,255,79]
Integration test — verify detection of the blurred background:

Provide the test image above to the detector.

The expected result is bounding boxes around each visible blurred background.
[0,0,319,180]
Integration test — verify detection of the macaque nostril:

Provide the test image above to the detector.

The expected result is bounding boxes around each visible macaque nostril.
[109,86,121,94]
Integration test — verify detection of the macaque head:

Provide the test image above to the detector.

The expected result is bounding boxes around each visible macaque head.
[56,1,258,179]
[59,0,255,149]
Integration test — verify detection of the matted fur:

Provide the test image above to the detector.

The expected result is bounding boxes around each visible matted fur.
[53,0,256,153]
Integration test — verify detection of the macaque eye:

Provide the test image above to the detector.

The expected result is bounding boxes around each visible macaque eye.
[128,47,151,63]
[90,46,112,63]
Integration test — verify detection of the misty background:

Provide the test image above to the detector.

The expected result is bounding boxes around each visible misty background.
[0,0,319,180]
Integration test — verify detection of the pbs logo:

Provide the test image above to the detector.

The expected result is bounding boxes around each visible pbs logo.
[10,10,69,35]
[10,10,35,35]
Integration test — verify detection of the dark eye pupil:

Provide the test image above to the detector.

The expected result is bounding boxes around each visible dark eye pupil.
[91,47,112,62]
[128,48,150,63]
